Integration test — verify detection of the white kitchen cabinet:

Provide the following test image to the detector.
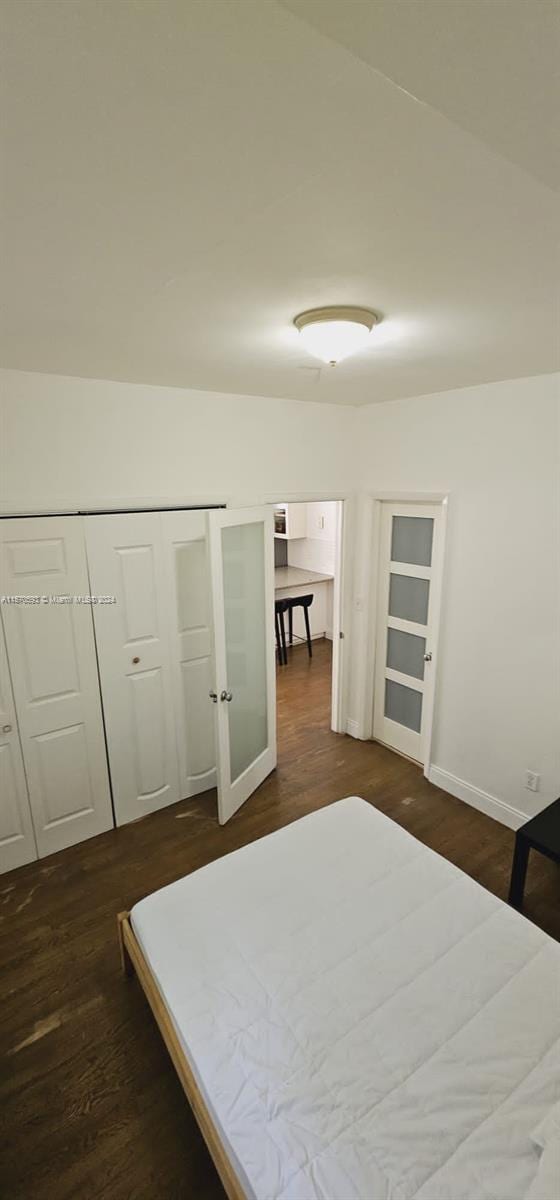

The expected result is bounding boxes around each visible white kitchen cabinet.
[273,503,306,540]
[0,517,114,861]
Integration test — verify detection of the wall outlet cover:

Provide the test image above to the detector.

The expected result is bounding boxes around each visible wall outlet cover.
[525,771,540,792]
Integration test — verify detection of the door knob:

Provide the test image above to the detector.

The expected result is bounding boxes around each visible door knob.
[424,652,432,662]
[220,689,233,702]
[2,724,12,734]
[209,690,218,703]
[132,656,140,664]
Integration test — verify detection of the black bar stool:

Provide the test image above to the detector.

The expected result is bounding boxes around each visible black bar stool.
[285,594,314,658]
[275,599,288,665]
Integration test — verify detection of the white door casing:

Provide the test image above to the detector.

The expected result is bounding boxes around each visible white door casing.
[85,513,180,826]
[0,517,113,857]
[373,502,445,765]
[162,510,216,799]
[207,507,276,825]
[0,616,37,873]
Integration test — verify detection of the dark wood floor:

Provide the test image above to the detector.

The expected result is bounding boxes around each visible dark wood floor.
[1,639,558,1199]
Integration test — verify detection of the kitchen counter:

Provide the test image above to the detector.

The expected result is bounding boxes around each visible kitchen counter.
[274,567,334,642]
[274,566,333,590]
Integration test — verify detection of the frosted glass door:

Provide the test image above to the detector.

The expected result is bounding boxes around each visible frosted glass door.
[207,507,276,824]
[373,503,443,763]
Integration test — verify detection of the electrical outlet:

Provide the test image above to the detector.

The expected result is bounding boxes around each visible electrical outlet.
[525,771,540,793]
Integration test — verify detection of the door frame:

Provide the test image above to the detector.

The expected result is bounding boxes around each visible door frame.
[361,492,449,777]
[263,492,351,735]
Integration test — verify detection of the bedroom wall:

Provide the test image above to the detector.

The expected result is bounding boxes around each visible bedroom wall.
[0,369,354,512]
[350,372,560,827]
[2,366,558,831]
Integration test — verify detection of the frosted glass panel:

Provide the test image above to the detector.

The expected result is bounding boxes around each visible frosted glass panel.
[387,628,426,680]
[385,679,422,732]
[391,516,433,566]
[389,573,430,624]
[222,523,268,783]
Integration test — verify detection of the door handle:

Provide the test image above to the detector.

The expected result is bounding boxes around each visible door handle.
[424,652,432,662]
[209,690,218,703]
[220,690,233,702]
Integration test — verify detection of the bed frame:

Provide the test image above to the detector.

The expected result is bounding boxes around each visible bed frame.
[117,911,246,1200]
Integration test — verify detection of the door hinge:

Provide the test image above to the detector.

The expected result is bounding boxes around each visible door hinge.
[339,631,344,639]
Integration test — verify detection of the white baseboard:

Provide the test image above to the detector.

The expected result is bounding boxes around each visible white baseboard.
[427,765,527,831]
[346,718,361,739]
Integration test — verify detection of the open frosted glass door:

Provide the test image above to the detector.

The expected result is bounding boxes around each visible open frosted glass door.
[207,507,276,824]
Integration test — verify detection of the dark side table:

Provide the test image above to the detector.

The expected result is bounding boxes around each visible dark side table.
[508,797,560,911]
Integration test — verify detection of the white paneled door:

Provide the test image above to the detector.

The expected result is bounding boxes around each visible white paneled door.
[373,503,445,764]
[162,511,216,799]
[0,518,113,857]
[207,507,276,824]
[85,514,180,827]
[0,618,37,872]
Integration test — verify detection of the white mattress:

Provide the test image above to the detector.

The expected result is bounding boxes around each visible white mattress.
[131,797,560,1200]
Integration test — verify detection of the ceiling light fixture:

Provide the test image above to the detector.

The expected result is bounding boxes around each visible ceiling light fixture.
[294,306,380,366]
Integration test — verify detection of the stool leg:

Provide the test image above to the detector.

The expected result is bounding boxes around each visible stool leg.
[288,605,293,646]
[275,612,281,663]
[508,833,530,910]
[304,606,312,658]
[279,608,288,665]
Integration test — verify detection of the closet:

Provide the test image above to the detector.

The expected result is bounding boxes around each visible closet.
[0,618,37,872]
[1,505,275,874]
[0,517,113,872]
[85,510,216,827]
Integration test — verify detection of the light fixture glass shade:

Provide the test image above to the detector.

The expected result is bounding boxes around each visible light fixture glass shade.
[294,306,379,365]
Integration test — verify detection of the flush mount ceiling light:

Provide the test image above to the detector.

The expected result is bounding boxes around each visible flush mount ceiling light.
[294,305,381,366]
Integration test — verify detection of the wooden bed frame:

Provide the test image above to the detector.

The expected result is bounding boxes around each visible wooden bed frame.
[117,911,246,1200]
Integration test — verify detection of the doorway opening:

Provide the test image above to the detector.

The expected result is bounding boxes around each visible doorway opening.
[270,500,344,758]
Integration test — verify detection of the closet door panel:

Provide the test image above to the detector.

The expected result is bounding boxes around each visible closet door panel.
[180,656,215,779]
[0,518,113,857]
[0,619,37,874]
[162,511,216,799]
[85,514,180,826]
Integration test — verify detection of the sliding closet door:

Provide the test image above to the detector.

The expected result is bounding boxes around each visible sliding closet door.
[0,617,37,873]
[0,518,113,857]
[162,511,216,799]
[207,507,276,825]
[85,514,180,826]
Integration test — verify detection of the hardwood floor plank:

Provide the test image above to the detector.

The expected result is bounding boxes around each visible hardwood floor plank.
[1,638,558,1198]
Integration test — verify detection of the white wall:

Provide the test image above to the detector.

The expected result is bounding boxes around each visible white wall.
[351,373,560,826]
[2,366,558,831]
[0,369,354,512]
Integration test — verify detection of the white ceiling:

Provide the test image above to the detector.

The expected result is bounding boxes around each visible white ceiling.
[283,0,560,191]
[1,0,558,406]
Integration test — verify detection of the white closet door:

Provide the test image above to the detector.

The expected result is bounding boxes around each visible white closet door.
[0,517,113,857]
[85,513,180,826]
[0,617,37,874]
[162,511,216,799]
